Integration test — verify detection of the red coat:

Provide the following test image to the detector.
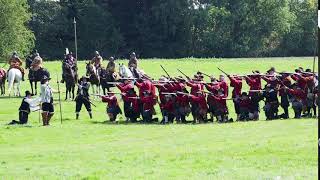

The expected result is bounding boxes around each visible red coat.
[262,76,280,88]
[135,80,156,97]
[141,96,155,111]
[245,76,262,96]
[155,84,168,103]
[239,98,251,109]
[218,80,229,98]
[291,74,308,91]
[211,96,227,110]
[187,81,204,95]
[229,77,242,98]
[101,95,118,108]
[287,88,306,101]
[190,95,208,110]
[116,83,134,93]
[205,83,219,104]
[279,77,291,96]
[176,95,189,106]
[161,99,175,112]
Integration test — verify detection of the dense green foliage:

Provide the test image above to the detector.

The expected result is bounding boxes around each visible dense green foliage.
[0,58,317,179]
[26,0,317,59]
[0,0,34,59]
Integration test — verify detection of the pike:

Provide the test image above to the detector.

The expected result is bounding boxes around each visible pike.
[82,96,97,107]
[56,74,63,124]
[160,65,171,79]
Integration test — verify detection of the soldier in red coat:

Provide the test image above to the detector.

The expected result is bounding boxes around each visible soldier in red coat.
[188,91,208,123]
[160,95,175,124]
[228,75,243,120]
[140,91,157,123]
[101,92,122,122]
[211,88,230,123]
[278,73,292,119]
[205,76,220,121]
[116,80,139,122]
[175,88,191,123]
[238,92,251,121]
[286,84,306,118]
[245,71,262,120]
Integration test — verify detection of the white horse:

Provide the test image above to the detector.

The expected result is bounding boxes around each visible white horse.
[7,68,22,96]
[119,63,134,78]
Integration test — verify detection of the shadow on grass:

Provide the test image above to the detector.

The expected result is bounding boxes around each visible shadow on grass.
[0,96,22,99]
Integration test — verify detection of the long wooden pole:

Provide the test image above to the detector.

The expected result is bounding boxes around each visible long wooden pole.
[56,74,63,124]
[73,17,78,65]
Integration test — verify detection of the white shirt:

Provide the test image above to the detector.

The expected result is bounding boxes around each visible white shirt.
[40,83,53,103]
[24,97,41,111]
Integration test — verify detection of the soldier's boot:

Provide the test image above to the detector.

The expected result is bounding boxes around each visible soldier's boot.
[76,113,79,120]
[41,113,47,126]
[89,112,92,119]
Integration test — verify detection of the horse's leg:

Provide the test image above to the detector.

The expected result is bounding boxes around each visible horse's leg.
[3,81,5,95]
[30,81,33,95]
[17,81,21,97]
[7,75,14,97]
[35,81,38,95]
[72,86,75,100]
[65,85,68,100]
[102,87,106,95]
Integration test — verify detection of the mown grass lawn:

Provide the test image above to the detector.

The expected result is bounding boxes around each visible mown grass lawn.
[0,57,318,179]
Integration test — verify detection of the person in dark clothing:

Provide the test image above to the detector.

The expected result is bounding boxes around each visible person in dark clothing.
[8,91,39,125]
[262,85,279,120]
[75,76,92,119]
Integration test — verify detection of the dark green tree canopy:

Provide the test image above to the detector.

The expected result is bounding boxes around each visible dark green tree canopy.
[11,0,318,59]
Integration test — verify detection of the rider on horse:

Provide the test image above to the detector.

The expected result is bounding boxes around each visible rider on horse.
[128,52,140,78]
[91,51,103,71]
[26,50,39,69]
[62,52,77,83]
[30,54,43,71]
[8,51,25,81]
[107,57,116,74]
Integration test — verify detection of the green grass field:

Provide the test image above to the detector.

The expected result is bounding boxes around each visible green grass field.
[0,57,318,179]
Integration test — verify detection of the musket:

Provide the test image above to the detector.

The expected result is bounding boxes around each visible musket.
[82,96,97,107]
[177,69,190,79]
[197,71,211,78]
[56,74,63,124]
[217,67,230,76]
[160,65,171,79]
[249,90,266,92]
[152,80,175,83]
[107,82,121,85]
[161,92,177,95]
[119,77,138,80]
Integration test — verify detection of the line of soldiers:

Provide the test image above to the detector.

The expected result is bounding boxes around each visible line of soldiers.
[75,66,318,124]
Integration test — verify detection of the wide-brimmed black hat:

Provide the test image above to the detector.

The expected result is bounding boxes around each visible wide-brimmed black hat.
[79,75,89,81]
[25,90,32,97]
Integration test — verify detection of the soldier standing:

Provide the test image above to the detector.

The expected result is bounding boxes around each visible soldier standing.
[75,76,92,120]
[40,76,56,126]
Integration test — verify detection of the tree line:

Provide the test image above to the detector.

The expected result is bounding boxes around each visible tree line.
[0,0,318,60]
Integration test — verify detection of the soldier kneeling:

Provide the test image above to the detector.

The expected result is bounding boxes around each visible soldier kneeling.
[101,92,122,122]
